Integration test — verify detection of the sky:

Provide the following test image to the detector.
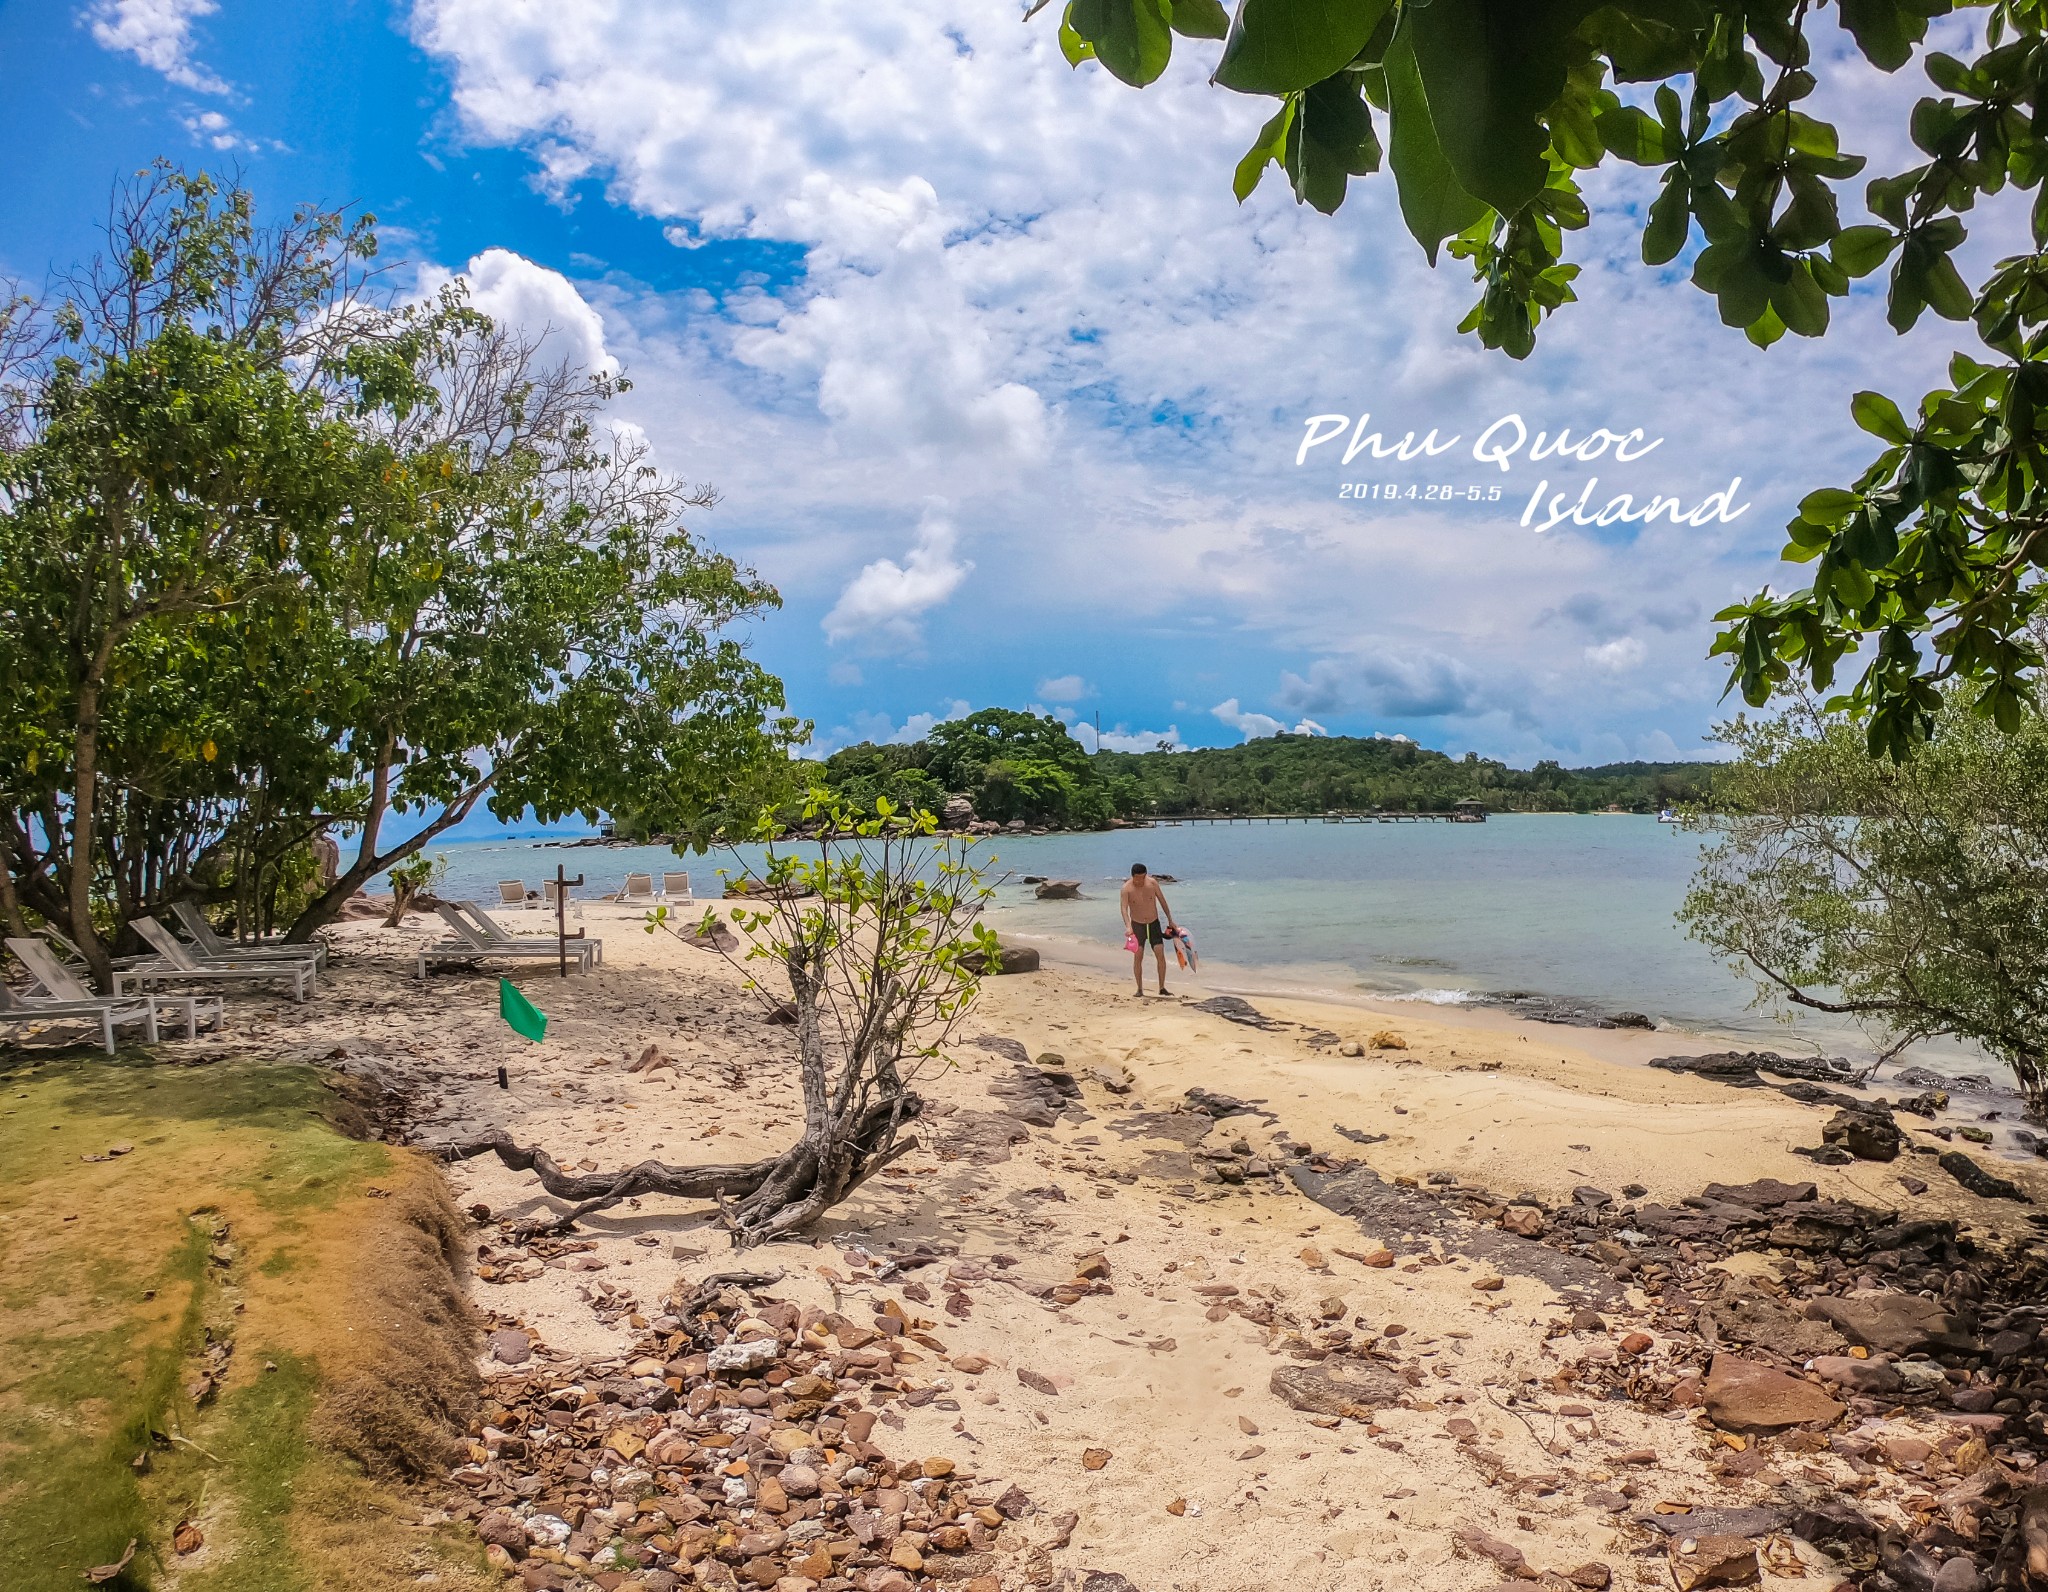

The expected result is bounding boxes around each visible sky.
[0,1,2009,813]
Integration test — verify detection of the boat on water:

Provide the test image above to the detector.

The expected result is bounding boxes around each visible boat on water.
[1656,807,1679,824]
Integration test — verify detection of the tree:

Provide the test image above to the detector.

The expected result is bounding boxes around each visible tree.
[0,166,798,984]
[441,794,1002,1245]
[1039,0,2048,754]
[1680,684,2048,1108]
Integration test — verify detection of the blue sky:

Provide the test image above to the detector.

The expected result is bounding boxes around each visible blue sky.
[0,1,2004,824]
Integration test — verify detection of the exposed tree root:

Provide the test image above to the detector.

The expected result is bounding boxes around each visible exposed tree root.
[435,1092,923,1243]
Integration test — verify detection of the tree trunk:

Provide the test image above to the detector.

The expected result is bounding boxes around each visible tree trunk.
[437,1091,920,1240]
[282,766,495,943]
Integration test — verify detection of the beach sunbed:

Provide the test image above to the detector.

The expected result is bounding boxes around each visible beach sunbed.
[662,871,693,901]
[0,976,157,1053]
[417,901,600,977]
[117,917,315,1003]
[169,900,329,969]
[497,880,532,908]
[618,872,655,903]
[4,938,225,1046]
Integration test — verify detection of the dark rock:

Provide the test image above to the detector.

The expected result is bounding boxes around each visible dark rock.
[1033,880,1082,900]
[985,944,1040,975]
[489,1329,533,1366]
[1669,1535,1761,1591]
[1645,1506,1793,1540]
[1793,1143,1856,1166]
[1805,1293,1977,1355]
[1184,1086,1265,1118]
[1701,1178,1817,1208]
[1572,1185,1614,1207]
[1268,1357,1407,1416]
[970,1034,1031,1065]
[1789,1500,1879,1551]
[1894,1090,1949,1118]
[1938,1150,2029,1202]
[1823,1104,1903,1162]
[1079,1576,1140,1592]
[1611,1012,1655,1029]
[1188,995,1285,1030]
[1894,1066,2000,1095]
[1702,1295,1845,1359]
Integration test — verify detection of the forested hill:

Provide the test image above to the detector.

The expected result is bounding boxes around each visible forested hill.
[807,709,1715,830]
[1096,736,1715,816]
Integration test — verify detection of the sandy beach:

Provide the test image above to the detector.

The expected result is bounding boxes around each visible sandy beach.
[172,890,2046,1592]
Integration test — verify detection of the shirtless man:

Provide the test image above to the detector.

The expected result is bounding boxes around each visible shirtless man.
[1120,862,1178,996]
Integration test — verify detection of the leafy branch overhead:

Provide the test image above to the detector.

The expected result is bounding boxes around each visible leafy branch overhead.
[1041,0,2048,757]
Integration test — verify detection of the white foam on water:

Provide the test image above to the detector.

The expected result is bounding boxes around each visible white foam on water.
[1380,987,1480,1006]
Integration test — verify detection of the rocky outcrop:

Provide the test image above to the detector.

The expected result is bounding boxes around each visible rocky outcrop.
[1034,880,1082,900]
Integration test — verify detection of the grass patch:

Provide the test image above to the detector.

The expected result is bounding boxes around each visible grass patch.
[0,1053,490,1591]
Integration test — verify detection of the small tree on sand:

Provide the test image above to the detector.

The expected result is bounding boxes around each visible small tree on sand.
[1681,685,2048,1111]
[442,794,1002,1246]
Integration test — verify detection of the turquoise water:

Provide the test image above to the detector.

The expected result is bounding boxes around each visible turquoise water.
[432,815,1870,1051]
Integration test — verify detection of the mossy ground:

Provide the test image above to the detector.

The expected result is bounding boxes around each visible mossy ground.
[0,1050,492,1591]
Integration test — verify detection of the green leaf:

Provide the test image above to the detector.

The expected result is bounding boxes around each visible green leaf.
[1596,104,1678,165]
[1406,0,1592,215]
[1069,0,1174,87]
[1383,19,1490,262]
[1830,224,1896,278]
[1286,73,1383,213]
[1771,260,1831,337]
[1838,0,1935,72]
[1060,14,1098,66]
[1642,175,1690,265]
[1233,99,1296,201]
[1797,487,1862,522]
[1851,390,1913,444]
[1169,0,1230,38]
[1214,0,1393,96]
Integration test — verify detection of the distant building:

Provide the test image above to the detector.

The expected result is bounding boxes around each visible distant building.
[1451,798,1488,823]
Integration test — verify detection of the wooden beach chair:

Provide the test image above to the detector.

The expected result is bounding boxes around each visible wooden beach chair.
[662,871,692,901]
[169,900,329,969]
[5,938,223,1043]
[619,872,655,903]
[417,901,599,978]
[118,917,315,1003]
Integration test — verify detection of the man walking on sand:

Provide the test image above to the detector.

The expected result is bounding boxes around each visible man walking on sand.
[1120,862,1178,997]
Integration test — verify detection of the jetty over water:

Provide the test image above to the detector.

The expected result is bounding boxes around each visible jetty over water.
[1150,802,1486,826]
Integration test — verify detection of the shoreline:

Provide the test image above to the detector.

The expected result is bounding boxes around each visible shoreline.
[29,898,2044,1590]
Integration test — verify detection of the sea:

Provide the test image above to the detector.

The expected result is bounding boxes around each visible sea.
[430,813,1993,1081]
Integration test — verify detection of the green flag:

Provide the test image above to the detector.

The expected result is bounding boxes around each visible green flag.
[499,978,547,1043]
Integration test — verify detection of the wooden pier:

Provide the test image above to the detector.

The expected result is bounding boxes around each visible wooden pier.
[1148,808,1484,826]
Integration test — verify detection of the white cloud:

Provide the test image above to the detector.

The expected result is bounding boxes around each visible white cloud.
[1211,699,1287,741]
[822,512,971,652]
[89,0,227,92]
[1035,674,1092,703]
[181,108,250,151]
[406,1,1987,759]
[435,248,619,378]
[813,698,970,756]
[1585,636,1649,672]
[1079,723,1182,753]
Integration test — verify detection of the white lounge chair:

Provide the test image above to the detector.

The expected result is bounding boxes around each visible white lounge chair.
[497,880,531,908]
[619,872,655,903]
[662,871,693,901]
[169,900,329,969]
[543,878,583,919]
[117,918,315,1003]
[417,900,599,977]
[5,938,223,1044]
[0,978,157,1053]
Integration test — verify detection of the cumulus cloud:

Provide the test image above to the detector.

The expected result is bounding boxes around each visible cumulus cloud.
[1078,723,1182,753]
[89,0,227,92]
[1585,636,1648,672]
[813,699,970,755]
[465,249,618,377]
[822,514,972,652]
[1274,652,1491,720]
[1035,674,1092,702]
[1211,700,1324,741]
[406,0,1981,757]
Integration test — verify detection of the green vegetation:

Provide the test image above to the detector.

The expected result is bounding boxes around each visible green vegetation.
[1682,681,2048,1110]
[812,708,1714,826]
[1044,0,2048,755]
[0,165,796,988]
[0,1054,488,1591]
